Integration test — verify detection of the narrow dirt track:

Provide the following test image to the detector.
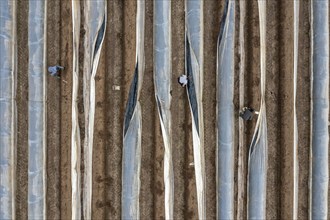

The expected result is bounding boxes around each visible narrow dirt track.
[203,1,225,219]
[171,1,189,219]
[16,1,29,219]
[276,1,295,218]
[46,0,61,218]
[12,0,327,219]
[266,0,295,218]
[297,1,311,218]
[140,1,158,218]
[104,1,125,219]
[59,0,73,218]
[265,0,285,219]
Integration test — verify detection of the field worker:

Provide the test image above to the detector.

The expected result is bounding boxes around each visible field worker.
[48,65,64,78]
[239,107,259,120]
[178,74,188,87]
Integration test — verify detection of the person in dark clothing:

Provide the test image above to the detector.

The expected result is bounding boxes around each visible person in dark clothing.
[239,107,259,120]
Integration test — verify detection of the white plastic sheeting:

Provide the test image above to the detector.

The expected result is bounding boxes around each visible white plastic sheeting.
[71,0,81,219]
[216,0,235,219]
[247,1,268,219]
[310,1,329,219]
[153,1,173,219]
[82,1,107,219]
[293,0,299,219]
[0,1,17,219]
[28,1,47,219]
[122,0,145,219]
[185,0,205,219]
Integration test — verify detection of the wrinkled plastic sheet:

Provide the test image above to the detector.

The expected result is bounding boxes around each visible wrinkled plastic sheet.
[82,1,107,219]
[71,0,81,219]
[122,0,145,219]
[0,1,16,219]
[216,0,235,219]
[247,1,268,219]
[154,1,173,219]
[185,0,205,219]
[310,1,329,219]
[28,1,47,219]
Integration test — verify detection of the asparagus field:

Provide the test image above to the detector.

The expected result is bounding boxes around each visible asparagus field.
[1,0,329,219]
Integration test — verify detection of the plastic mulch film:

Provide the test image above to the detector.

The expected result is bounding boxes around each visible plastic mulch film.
[0,1,17,219]
[71,0,81,219]
[247,1,268,219]
[82,1,107,219]
[216,0,235,219]
[293,0,299,219]
[185,0,205,219]
[153,1,173,219]
[122,0,145,219]
[310,1,329,219]
[28,1,47,219]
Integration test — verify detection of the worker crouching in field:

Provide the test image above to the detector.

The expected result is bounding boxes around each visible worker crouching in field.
[178,74,188,87]
[48,65,64,79]
[239,107,259,120]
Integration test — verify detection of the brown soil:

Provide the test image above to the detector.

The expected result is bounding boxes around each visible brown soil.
[14,0,321,219]
[16,1,29,219]
[171,1,189,219]
[203,1,225,219]
[297,1,312,219]
[46,0,61,218]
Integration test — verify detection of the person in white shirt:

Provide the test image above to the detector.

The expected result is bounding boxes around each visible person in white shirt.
[178,74,188,87]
